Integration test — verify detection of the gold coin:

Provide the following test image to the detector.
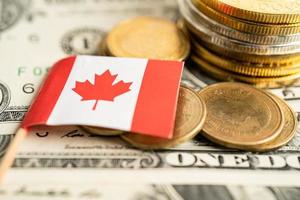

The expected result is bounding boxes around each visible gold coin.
[190,37,300,67]
[181,0,300,45]
[191,55,300,88]
[198,0,300,24]
[106,16,190,60]
[184,20,300,56]
[251,93,298,152]
[192,0,300,35]
[198,82,284,150]
[176,18,186,30]
[121,86,207,149]
[80,126,124,136]
[193,44,300,77]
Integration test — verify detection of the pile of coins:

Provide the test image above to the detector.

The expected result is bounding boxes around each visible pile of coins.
[89,16,298,152]
[178,0,300,87]
[81,82,298,152]
[99,16,190,61]
[81,86,207,150]
[198,82,298,151]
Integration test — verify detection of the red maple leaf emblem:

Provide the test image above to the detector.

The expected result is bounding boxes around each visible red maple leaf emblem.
[72,70,132,110]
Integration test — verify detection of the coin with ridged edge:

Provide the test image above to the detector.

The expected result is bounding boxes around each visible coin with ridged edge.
[190,37,300,66]
[80,126,124,136]
[191,55,300,88]
[106,16,190,61]
[192,0,300,35]
[198,82,284,150]
[198,0,300,24]
[121,86,207,149]
[193,44,300,77]
[185,21,300,55]
[250,93,298,152]
[178,0,300,88]
[179,0,300,45]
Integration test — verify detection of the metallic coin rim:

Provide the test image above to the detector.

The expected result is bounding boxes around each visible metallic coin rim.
[100,33,190,60]
[79,126,124,136]
[191,55,300,85]
[197,0,300,24]
[121,86,207,149]
[249,93,298,152]
[192,44,300,77]
[193,0,300,35]
[190,38,300,66]
[191,56,300,89]
[190,37,300,65]
[179,0,300,45]
[106,16,190,61]
[198,82,285,148]
[184,19,300,55]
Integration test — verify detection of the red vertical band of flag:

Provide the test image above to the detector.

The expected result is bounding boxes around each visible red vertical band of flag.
[21,56,76,129]
[130,60,183,138]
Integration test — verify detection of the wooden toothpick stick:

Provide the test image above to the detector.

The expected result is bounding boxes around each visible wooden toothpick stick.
[0,128,27,183]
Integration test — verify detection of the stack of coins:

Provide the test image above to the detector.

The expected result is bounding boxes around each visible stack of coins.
[99,16,190,61]
[198,82,298,151]
[178,0,300,88]
[81,86,208,150]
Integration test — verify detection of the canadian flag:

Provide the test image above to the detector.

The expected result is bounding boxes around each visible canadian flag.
[22,56,184,138]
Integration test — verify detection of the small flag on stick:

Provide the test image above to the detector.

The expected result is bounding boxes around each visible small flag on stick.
[0,56,183,181]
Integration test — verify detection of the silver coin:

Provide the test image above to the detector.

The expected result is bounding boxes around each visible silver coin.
[180,0,300,45]
[179,2,300,55]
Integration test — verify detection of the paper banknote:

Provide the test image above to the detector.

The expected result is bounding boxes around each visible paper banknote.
[0,0,178,135]
[1,183,300,200]
[1,0,300,199]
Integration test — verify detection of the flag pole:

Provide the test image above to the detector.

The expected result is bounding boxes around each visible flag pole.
[0,128,27,183]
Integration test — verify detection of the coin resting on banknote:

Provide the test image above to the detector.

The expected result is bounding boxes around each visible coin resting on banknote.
[56,10,300,152]
[82,82,297,151]
[198,83,284,151]
[87,14,300,152]
[65,4,300,152]
[121,86,207,149]
[103,16,190,61]
[254,93,298,151]
[2,0,300,197]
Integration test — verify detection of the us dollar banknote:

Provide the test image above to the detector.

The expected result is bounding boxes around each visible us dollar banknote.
[1,183,300,200]
[1,0,300,199]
